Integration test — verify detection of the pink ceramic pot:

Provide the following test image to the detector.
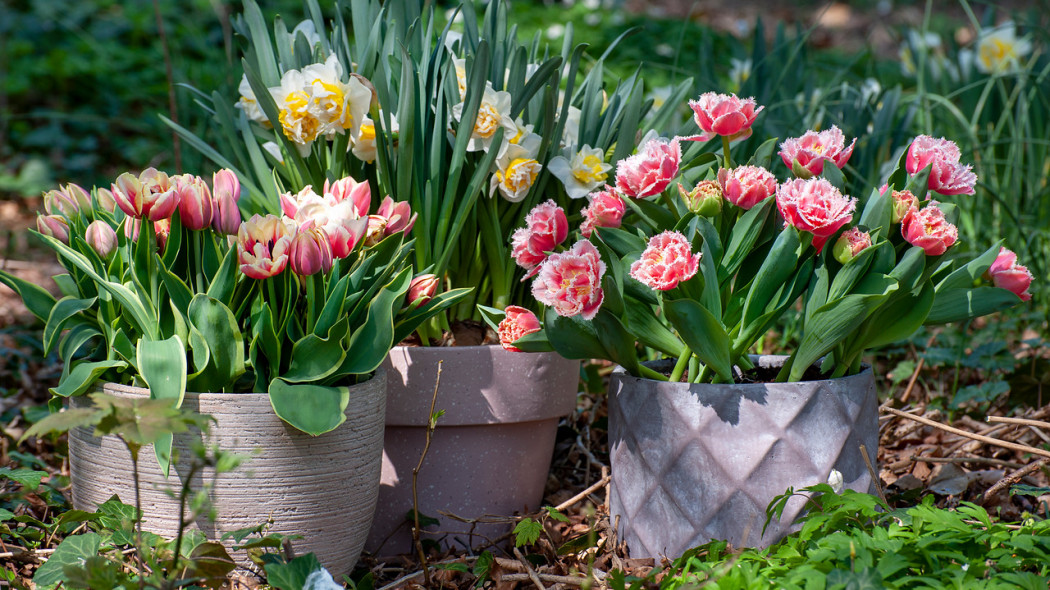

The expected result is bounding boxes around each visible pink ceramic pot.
[366,345,579,555]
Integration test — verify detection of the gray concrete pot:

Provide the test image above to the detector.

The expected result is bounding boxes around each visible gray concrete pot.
[365,345,579,555]
[68,368,386,576]
[609,356,877,559]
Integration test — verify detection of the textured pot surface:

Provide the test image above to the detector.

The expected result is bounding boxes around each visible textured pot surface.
[609,356,878,559]
[366,345,578,555]
[68,368,386,576]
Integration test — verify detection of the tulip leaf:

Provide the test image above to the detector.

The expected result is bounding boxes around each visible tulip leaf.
[624,296,683,358]
[161,215,183,269]
[338,269,413,377]
[925,286,1022,325]
[858,282,935,350]
[692,216,723,266]
[44,296,96,355]
[741,226,799,329]
[187,295,245,392]
[903,163,932,201]
[137,335,187,476]
[804,258,830,326]
[935,241,1002,292]
[158,265,194,318]
[826,243,879,302]
[313,274,351,338]
[281,317,350,383]
[594,226,647,258]
[664,298,733,382]
[821,160,846,191]
[51,360,127,398]
[250,303,281,385]
[888,246,927,294]
[625,197,677,232]
[206,246,240,304]
[268,379,349,436]
[0,270,57,323]
[512,330,554,353]
[720,197,774,282]
[393,288,473,345]
[58,324,103,377]
[859,186,892,241]
[592,311,640,375]
[545,309,608,361]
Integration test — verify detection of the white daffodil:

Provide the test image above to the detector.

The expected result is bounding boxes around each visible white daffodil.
[490,142,542,202]
[270,67,319,153]
[548,144,612,199]
[559,105,582,149]
[288,20,321,53]
[452,84,517,153]
[262,141,284,164]
[646,84,673,111]
[301,54,372,141]
[729,58,752,91]
[352,113,398,163]
[976,21,1031,75]
[235,74,271,127]
[498,117,542,160]
[453,56,468,98]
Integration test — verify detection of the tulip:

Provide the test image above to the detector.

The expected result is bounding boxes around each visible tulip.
[364,215,388,246]
[324,176,371,218]
[511,200,569,273]
[498,306,542,352]
[677,180,722,217]
[237,214,295,279]
[901,202,957,256]
[112,170,179,221]
[905,135,977,196]
[36,214,69,244]
[376,196,416,236]
[288,223,334,276]
[629,230,701,291]
[776,178,857,252]
[580,187,626,238]
[154,218,171,254]
[779,126,856,178]
[174,174,214,231]
[95,187,117,213]
[615,137,680,198]
[531,240,606,320]
[407,274,439,307]
[683,92,763,142]
[85,220,117,259]
[212,169,241,203]
[890,189,919,224]
[328,216,368,259]
[43,183,91,218]
[832,228,872,264]
[717,166,777,210]
[985,247,1033,302]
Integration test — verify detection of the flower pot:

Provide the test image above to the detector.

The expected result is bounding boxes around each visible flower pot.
[365,345,579,555]
[608,356,878,558]
[68,368,386,576]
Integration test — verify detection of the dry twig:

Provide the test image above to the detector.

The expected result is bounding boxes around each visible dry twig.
[513,546,546,590]
[882,407,1050,460]
[981,458,1050,505]
[411,360,443,588]
[987,415,1050,431]
[554,474,611,512]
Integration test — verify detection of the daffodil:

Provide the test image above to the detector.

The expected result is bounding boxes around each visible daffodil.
[301,55,372,140]
[352,113,398,163]
[548,145,612,199]
[976,21,1031,75]
[236,74,271,127]
[452,84,517,153]
[490,143,542,202]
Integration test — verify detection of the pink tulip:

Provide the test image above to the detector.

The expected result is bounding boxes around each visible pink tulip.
[36,214,69,244]
[498,306,542,352]
[615,137,681,198]
[173,174,214,231]
[154,218,172,254]
[717,165,777,210]
[407,274,440,307]
[985,247,1033,302]
[85,220,117,259]
[237,214,295,279]
[376,196,417,236]
[779,126,856,178]
[682,92,763,142]
[324,176,371,218]
[832,227,872,264]
[364,215,388,246]
[211,170,242,235]
[776,177,857,252]
[328,216,368,259]
[531,240,606,320]
[288,223,334,276]
[580,187,625,238]
[212,169,241,203]
[43,183,91,218]
[95,187,117,213]
[629,230,701,291]
[905,135,977,196]
[901,202,958,256]
[112,170,179,221]
[511,200,569,273]
[280,185,324,220]
[890,189,919,224]
[677,180,723,217]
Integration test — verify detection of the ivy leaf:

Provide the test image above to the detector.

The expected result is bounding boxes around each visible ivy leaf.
[0,468,48,490]
[33,533,102,588]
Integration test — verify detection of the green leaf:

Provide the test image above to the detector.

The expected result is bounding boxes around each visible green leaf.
[860,282,935,350]
[545,309,608,361]
[43,296,95,354]
[473,551,495,587]
[0,467,48,490]
[592,311,640,375]
[935,241,1003,292]
[624,297,683,358]
[594,226,647,258]
[393,287,473,346]
[513,518,543,547]
[925,287,1022,325]
[664,298,733,382]
[137,335,187,475]
[51,360,127,398]
[281,317,350,383]
[32,533,102,588]
[338,269,413,376]
[720,197,774,281]
[187,295,245,392]
[19,408,103,444]
[264,553,325,590]
[184,542,237,586]
[740,226,799,329]
[268,379,349,435]
[206,239,241,304]
[0,269,58,323]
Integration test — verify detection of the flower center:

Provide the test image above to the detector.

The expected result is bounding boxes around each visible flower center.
[573,154,608,184]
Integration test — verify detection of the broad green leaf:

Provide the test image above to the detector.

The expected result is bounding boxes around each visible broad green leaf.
[545,309,608,361]
[592,311,640,375]
[51,360,127,398]
[510,329,554,353]
[826,243,879,302]
[857,282,935,350]
[888,246,927,294]
[32,532,102,588]
[19,408,102,444]
[206,246,241,304]
[740,226,799,329]
[187,295,245,392]
[925,287,1022,325]
[338,269,413,376]
[0,467,48,490]
[58,324,102,376]
[184,542,237,586]
[594,226,647,258]
[720,197,774,281]
[858,186,891,240]
[393,288,473,344]
[624,297,684,358]
[264,553,325,590]
[664,299,733,382]
[935,241,1003,292]
[0,269,58,323]
[44,298,95,355]
[137,335,187,476]
[513,518,543,547]
[268,379,349,436]
[281,317,350,383]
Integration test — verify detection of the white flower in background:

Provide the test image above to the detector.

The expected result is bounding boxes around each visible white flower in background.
[303,567,342,590]
[444,30,463,53]
[453,56,468,97]
[548,144,612,199]
[559,105,582,149]
[301,54,372,141]
[729,58,752,91]
[490,143,542,202]
[647,85,673,110]
[498,117,542,160]
[452,84,517,153]
[827,469,844,494]
[898,30,957,81]
[976,21,1031,74]
[262,141,284,164]
[270,68,319,152]
[235,74,271,126]
[352,113,398,163]
[288,20,321,53]
[859,78,881,104]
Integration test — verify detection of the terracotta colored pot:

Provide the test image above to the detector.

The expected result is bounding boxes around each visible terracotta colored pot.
[365,345,579,555]
[68,368,386,576]
[608,356,878,558]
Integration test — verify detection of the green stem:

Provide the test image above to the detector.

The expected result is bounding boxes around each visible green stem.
[668,347,692,383]
[694,364,711,384]
[638,364,667,381]
[721,135,733,169]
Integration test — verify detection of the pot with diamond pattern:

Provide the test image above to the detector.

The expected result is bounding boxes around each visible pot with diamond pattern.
[608,355,878,559]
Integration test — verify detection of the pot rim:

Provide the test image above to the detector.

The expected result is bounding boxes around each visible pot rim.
[611,354,872,388]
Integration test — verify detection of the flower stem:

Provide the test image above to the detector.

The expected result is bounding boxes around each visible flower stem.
[721,135,733,169]
[638,364,667,381]
[668,347,692,383]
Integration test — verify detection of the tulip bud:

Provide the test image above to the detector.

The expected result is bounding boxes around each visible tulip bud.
[64,183,92,211]
[376,196,416,236]
[95,187,117,213]
[174,174,214,230]
[407,274,439,307]
[364,215,387,246]
[890,189,919,224]
[212,169,241,204]
[154,218,172,254]
[37,214,69,244]
[85,220,117,258]
[832,227,872,264]
[677,180,723,216]
[289,224,334,276]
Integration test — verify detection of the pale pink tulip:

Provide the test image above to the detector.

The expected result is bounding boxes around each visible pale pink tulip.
[890,189,919,224]
[580,187,625,238]
[498,306,542,352]
[376,196,416,236]
[324,176,371,218]
[901,202,958,255]
[407,274,440,307]
[629,230,701,291]
[776,177,857,252]
[682,92,763,142]
[112,170,179,221]
[615,137,680,198]
[289,223,334,276]
[986,247,1033,302]
[36,214,69,244]
[95,187,117,213]
[532,240,606,320]
[237,214,295,279]
[832,227,872,264]
[154,218,171,254]
[779,126,856,177]
[364,215,388,246]
[43,184,91,218]
[905,135,977,196]
[717,165,777,210]
[173,174,214,231]
[85,220,117,259]
[511,200,569,273]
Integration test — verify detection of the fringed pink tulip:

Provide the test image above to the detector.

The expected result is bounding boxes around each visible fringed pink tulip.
[776,178,857,252]
[683,92,763,142]
[629,230,701,291]
[511,200,569,273]
[779,126,856,178]
[615,137,681,198]
[531,240,606,320]
[85,220,117,259]
[237,214,295,279]
[986,247,1033,302]
[901,202,958,256]
[832,227,872,264]
[717,165,777,210]
[498,306,542,352]
[905,135,977,196]
[580,187,626,238]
